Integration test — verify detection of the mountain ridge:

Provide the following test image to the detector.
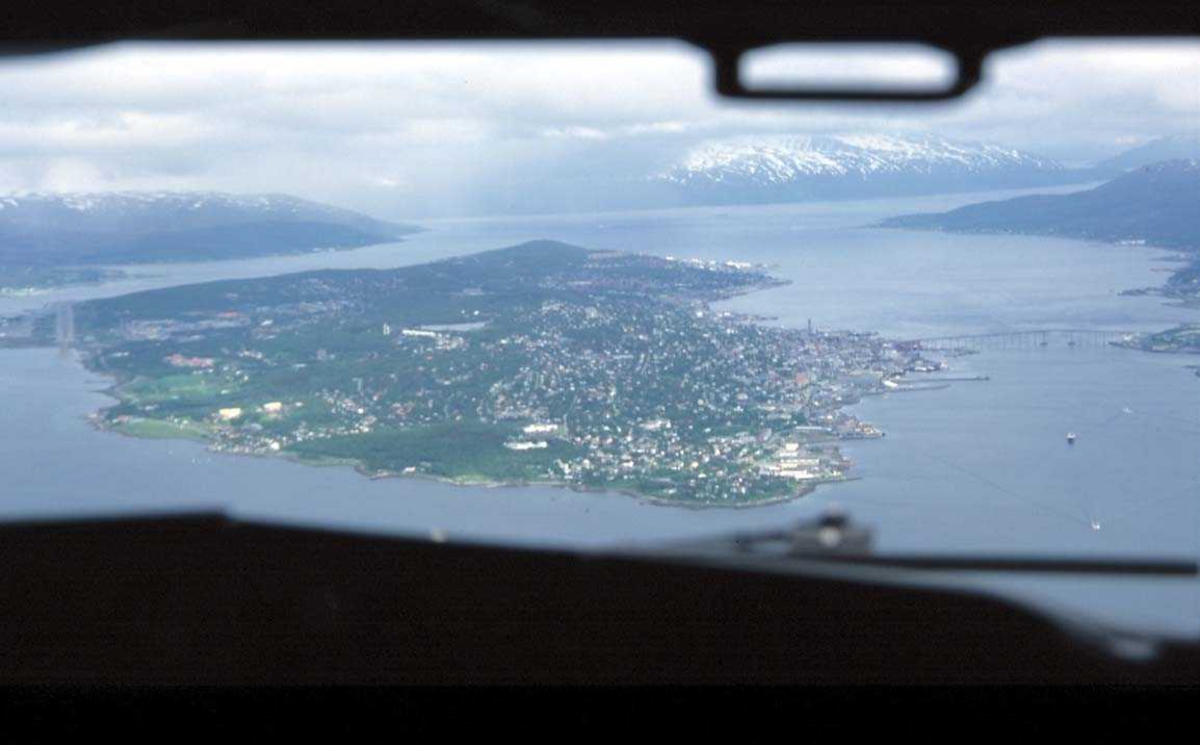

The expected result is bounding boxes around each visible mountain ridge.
[652,133,1079,204]
[878,159,1200,250]
[0,190,420,266]
[1093,135,1200,175]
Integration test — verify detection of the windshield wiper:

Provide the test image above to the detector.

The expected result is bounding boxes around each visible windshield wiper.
[676,509,1199,577]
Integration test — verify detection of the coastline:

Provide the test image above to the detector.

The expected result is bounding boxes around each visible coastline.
[79,334,861,510]
[90,406,834,510]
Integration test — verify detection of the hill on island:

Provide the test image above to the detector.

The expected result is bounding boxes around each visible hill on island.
[878,159,1200,250]
[0,191,420,266]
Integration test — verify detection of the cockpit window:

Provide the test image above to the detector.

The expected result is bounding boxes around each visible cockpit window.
[0,39,1198,638]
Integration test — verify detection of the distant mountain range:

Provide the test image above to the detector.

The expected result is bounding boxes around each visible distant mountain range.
[0,191,420,266]
[647,133,1200,207]
[652,134,1077,205]
[878,159,1200,250]
[3,135,1195,267]
[1093,135,1200,175]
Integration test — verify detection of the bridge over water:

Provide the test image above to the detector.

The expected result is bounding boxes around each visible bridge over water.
[899,329,1136,352]
[53,302,75,353]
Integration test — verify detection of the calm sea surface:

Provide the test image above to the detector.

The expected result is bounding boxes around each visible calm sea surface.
[2,188,1197,637]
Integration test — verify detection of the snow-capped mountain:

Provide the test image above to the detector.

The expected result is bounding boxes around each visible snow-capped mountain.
[654,134,1077,204]
[0,191,419,265]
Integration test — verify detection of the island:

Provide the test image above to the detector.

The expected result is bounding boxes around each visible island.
[27,240,939,506]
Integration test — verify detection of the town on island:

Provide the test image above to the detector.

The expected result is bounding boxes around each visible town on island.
[9,240,952,506]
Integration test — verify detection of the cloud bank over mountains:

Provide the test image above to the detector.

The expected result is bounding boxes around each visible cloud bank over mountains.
[0,39,1197,218]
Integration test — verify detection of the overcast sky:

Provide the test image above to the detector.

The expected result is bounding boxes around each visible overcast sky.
[0,38,1198,218]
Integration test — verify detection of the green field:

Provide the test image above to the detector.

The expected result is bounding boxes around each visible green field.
[121,373,239,404]
[287,422,580,482]
[109,417,212,441]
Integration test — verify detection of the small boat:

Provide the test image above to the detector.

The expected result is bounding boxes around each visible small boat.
[1090,521,1102,531]
[1066,432,1077,444]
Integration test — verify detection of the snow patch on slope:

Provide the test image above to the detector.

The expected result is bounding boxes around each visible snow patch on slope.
[658,134,1064,188]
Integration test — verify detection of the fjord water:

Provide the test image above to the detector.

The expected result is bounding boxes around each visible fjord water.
[2,188,1198,637]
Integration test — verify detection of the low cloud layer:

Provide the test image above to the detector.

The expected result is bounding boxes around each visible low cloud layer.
[0,39,1197,218]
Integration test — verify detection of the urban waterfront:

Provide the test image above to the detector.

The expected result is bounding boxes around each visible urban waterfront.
[1,190,1198,637]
